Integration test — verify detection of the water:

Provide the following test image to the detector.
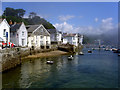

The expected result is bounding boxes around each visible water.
[2,48,119,88]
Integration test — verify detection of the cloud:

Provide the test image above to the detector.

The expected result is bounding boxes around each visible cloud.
[100,17,114,31]
[54,22,74,32]
[54,17,117,36]
[59,15,75,21]
[95,18,98,22]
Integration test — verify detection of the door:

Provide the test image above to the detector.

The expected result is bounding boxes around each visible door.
[6,32,8,45]
[22,39,24,46]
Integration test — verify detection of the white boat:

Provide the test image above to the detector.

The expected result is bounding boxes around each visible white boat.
[46,61,54,64]
[79,52,84,55]
[105,48,110,51]
[68,55,74,60]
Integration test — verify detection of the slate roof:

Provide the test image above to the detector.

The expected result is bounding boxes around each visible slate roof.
[47,29,57,34]
[26,25,39,33]
[63,33,77,37]
[10,24,22,32]
[27,25,50,36]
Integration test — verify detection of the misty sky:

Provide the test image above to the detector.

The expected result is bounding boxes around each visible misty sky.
[2,2,118,35]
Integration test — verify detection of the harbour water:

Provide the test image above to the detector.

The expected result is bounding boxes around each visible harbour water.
[2,48,119,88]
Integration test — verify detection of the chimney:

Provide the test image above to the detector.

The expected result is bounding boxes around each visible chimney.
[9,20,13,25]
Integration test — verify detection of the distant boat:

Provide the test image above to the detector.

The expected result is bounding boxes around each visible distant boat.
[105,48,110,51]
[88,50,92,53]
[79,52,84,55]
[118,54,120,56]
[113,49,120,53]
[68,55,74,60]
[47,61,54,64]
[92,48,95,50]
[112,48,117,51]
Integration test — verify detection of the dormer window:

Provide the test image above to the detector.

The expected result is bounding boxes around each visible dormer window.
[3,29,6,36]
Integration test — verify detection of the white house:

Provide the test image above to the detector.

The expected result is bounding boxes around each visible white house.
[10,22,28,47]
[56,31,62,44]
[47,29,62,44]
[27,24,51,49]
[0,19,10,48]
[63,33,83,46]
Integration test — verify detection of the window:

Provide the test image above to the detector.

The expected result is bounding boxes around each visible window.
[40,41,44,45]
[22,31,24,36]
[17,34,18,38]
[3,29,6,36]
[41,36,43,39]
[46,41,49,45]
[73,37,76,40]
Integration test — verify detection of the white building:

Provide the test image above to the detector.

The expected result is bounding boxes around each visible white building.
[47,29,62,44]
[63,33,83,46]
[56,31,62,44]
[10,22,28,47]
[27,24,51,49]
[0,19,10,48]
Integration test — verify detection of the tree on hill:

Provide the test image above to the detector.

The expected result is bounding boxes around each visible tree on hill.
[24,12,55,29]
[2,7,55,29]
[2,7,27,24]
[3,7,25,18]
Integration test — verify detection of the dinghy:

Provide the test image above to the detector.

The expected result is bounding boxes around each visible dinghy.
[68,55,73,60]
[47,61,54,64]
[88,50,92,53]
[79,52,84,55]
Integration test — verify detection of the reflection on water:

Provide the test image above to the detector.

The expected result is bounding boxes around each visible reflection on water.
[2,49,118,88]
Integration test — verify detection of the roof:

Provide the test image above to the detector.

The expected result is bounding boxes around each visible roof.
[63,33,77,37]
[0,19,10,28]
[47,29,57,34]
[10,23,22,32]
[27,25,39,33]
[27,24,50,36]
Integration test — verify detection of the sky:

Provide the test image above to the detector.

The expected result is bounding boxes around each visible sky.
[2,2,118,35]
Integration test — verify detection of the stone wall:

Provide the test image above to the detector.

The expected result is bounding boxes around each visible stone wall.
[0,46,57,72]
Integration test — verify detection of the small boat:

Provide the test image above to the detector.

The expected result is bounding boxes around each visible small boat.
[113,49,120,53]
[46,61,54,64]
[105,48,110,51]
[88,50,92,53]
[68,55,74,60]
[118,54,120,56]
[112,48,117,51]
[92,48,95,50]
[79,52,84,55]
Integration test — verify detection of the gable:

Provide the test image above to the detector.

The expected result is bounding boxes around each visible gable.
[0,19,10,28]
[32,24,50,36]
[18,22,27,32]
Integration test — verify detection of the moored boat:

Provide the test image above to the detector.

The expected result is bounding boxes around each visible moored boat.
[88,50,92,53]
[47,61,54,64]
[68,55,74,60]
[79,52,84,55]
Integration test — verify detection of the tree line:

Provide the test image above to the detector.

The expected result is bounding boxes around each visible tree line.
[1,7,55,29]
